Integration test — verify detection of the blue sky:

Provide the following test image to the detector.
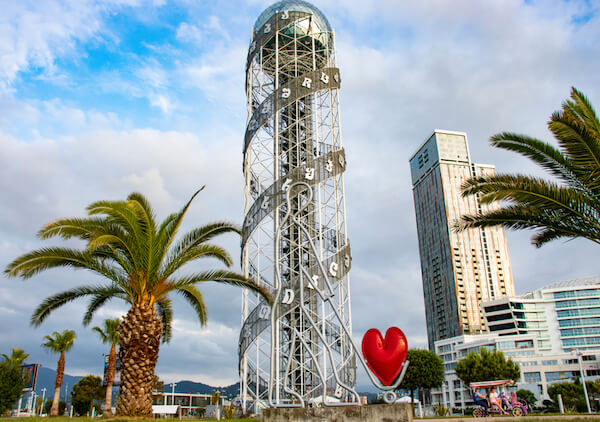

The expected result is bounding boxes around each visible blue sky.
[1,0,600,390]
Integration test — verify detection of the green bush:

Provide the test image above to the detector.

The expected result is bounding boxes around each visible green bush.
[0,360,27,415]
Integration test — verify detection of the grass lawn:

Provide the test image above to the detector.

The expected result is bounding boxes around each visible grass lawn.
[0,419,259,422]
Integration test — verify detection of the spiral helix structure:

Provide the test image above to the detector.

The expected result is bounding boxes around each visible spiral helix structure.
[239,0,355,409]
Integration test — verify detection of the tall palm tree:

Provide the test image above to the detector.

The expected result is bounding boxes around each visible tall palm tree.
[1,347,29,365]
[42,330,76,417]
[5,188,273,417]
[457,87,600,247]
[92,318,120,416]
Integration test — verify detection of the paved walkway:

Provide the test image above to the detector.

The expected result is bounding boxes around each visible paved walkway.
[416,415,600,422]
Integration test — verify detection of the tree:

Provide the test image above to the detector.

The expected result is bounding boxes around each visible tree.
[398,349,444,412]
[92,317,120,416]
[1,348,29,366]
[548,381,587,412]
[455,348,520,385]
[71,375,106,416]
[43,400,66,416]
[456,88,600,247]
[516,389,537,408]
[211,391,222,419]
[152,375,165,392]
[5,189,273,417]
[0,359,27,416]
[41,330,76,416]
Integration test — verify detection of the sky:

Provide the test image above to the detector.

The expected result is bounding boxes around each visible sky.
[1,0,600,392]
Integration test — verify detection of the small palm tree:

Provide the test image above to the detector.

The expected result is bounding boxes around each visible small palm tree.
[457,88,600,247]
[42,330,76,417]
[92,318,120,416]
[5,188,273,417]
[1,347,29,366]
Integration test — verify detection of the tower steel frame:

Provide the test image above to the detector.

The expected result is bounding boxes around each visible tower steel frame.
[239,5,356,408]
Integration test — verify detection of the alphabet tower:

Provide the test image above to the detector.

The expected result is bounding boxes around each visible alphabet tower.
[240,0,355,408]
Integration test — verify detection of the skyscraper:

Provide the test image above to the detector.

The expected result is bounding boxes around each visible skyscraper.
[409,130,515,350]
[240,0,355,408]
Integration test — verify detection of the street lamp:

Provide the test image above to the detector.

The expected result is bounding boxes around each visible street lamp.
[40,388,47,416]
[572,349,592,413]
[170,383,176,406]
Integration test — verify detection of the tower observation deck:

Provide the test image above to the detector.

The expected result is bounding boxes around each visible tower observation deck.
[240,0,355,409]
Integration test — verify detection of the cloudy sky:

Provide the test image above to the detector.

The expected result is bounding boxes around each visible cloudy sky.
[1,0,599,391]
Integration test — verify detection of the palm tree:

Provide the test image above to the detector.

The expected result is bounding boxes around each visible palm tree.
[42,330,76,417]
[1,347,29,365]
[92,318,120,416]
[5,188,273,417]
[457,87,600,247]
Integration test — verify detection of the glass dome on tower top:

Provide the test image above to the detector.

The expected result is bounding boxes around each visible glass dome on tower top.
[253,0,332,34]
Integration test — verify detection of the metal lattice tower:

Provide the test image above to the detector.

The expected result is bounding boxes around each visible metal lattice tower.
[239,0,355,409]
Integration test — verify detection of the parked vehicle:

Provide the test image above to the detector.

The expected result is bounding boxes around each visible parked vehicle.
[469,380,529,417]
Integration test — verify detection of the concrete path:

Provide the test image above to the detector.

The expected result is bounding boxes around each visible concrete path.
[416,415,600,422]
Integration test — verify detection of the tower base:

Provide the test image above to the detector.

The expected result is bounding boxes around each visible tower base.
[261,403,413,422]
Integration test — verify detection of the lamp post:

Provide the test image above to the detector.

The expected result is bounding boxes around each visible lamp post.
[170,383,176,406]
[40,388,47,416]
[573,349,592,413]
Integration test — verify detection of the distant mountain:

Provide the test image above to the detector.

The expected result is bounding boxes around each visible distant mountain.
[27,366,240,402]
[162,380,240,398]
[29,366,84,403]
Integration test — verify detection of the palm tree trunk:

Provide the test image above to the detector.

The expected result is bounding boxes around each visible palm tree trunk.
[116,303,161,417]
[103,344,117,416]
[50,352,65,417]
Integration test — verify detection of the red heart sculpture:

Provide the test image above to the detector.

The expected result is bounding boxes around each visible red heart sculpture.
[361,327,408,386]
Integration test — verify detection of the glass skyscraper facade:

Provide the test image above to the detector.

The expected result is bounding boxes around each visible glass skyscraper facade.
[409,130,515,350]
[481,276,600,353]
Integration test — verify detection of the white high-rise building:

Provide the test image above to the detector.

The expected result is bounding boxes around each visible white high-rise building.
[410,130,515,350]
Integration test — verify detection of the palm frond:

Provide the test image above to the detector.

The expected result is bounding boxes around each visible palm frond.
[82,288,130,326]
[461,175,600,231]
[174,284,208,327]
[126,192,157,277]
[152,187,205,276]
[87,200,149,269]
[161,244,233,278]
[31,284,125,327]
[156,298,173,343]
[41,330,76,353]
[37,217,105,240]
[92,326,108,343]
[170,270,274,306]
[489,133,591,191]
[456,205,600,247]
[4,247,128,286]
[569,87,600,134]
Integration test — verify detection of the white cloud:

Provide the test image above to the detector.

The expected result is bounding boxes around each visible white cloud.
[2,0,600,390]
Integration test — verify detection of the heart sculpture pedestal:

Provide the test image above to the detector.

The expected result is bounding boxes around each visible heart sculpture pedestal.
[262,403,412,422]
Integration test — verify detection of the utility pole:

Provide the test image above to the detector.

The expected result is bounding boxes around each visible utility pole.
[40,388,47,415]
[574,349,592,413]
[170,383,176,406]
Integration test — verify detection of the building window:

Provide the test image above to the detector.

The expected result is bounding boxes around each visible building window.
[497,341,514,350]
[523,372,541,383]
[557,308,600,318]
[545,371,577,382]
[514,340,534,349]
[542,360,558,366]
[554,289,599,299]
[484,304,510,313]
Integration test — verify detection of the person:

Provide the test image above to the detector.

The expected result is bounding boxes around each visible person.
[489,387,508,414]
[510,391,519,406]
[473,388,488,410]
